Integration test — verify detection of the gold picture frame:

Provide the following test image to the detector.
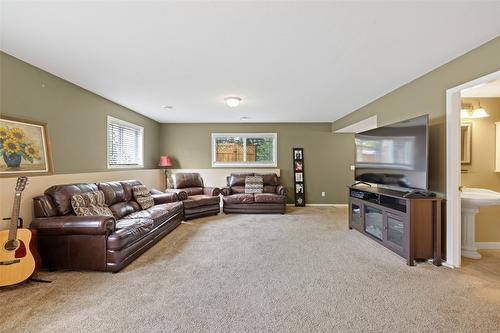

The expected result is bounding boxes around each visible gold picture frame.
[461,122,472,165]
[0,115,53,177]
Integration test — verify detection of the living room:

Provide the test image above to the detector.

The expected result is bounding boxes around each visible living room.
[1,1,500,332]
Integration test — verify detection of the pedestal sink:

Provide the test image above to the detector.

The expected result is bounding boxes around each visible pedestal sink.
[461,188,500,259]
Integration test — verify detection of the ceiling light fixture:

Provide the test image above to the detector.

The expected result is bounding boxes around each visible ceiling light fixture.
[224,96,242,107]
[162,105,173,110]
[240,116,250,121]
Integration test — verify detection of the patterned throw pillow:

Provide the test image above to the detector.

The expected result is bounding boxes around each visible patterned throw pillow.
[71,191,114,217]
[133,185,155,210]
[245,176,264,194]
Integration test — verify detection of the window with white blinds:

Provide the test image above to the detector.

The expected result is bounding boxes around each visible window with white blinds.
[107,116,144,168]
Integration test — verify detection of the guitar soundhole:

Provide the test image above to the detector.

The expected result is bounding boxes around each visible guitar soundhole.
[4,240,19,251]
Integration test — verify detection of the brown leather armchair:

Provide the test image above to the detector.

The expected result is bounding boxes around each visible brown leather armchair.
[166,173,221,220]
[221,173,288,214]
[30,180,183,272]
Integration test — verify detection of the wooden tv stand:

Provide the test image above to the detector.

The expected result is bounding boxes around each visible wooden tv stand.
[348,185,442,266]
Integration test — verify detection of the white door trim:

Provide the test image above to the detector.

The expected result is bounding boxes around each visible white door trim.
[445,70,500,268]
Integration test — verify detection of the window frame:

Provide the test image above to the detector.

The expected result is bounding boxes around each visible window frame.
[107,115,144,169]
[211,133,278,168]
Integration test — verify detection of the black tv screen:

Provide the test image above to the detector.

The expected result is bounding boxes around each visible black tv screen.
[354,115,429,190]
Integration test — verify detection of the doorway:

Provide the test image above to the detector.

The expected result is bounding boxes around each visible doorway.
[445,70,500,268]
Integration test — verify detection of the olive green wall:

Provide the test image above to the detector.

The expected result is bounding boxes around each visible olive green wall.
[332,36,500,244]
[333,36,500,195]
[160,123,354,204]
[0,52,161,174]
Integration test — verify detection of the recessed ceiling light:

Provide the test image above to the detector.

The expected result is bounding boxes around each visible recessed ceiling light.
[224,96,242,107]
[162,105,173,110]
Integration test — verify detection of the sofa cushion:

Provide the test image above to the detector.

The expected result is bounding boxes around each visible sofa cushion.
[258,173,279,186]
[183,195,220,209]
[230,186,246,194]
[107,218,155,250]
[228,173,254,187]
[120,180,143,202]
[254,193,287,204]
[109,201,141,219]
[263,185,277,193]
[170,173,203,189]
[184,187,203,196]
[133,185,154,209]
[45,183,98,216]
[122,202,183,226]
[245,176,263,194]
[223,194,255,204]
[98,181,126,206]
[71,190,114,217]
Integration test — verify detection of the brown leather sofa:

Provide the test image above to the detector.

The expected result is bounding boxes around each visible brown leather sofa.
[30,180,183,272]
[221,173,288,214]
[166,173,221,220]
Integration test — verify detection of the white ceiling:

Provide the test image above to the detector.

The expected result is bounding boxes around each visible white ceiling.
[2,1,500,123]
[461,79,500,97]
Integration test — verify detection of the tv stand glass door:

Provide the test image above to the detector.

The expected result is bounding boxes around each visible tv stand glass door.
[364,205,383,241]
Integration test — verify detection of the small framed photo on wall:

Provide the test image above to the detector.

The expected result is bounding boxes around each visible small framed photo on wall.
[294,149,302,160]
[295,172,303,182]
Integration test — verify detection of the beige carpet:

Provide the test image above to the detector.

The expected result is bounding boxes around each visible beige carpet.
[1,207,499,332]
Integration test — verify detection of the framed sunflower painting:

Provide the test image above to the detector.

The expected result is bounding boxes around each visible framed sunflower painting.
[0,115,53,177]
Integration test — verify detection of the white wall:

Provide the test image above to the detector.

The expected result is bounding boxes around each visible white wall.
[0,169,162,228]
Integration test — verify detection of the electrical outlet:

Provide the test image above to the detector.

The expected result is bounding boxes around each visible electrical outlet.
[321,192,326,197]
[350,165,355,171]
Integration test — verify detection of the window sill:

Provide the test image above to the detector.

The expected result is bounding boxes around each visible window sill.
[211,162,278,168]
[107,165,144,169]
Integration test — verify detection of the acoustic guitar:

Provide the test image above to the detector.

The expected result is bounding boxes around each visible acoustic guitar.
[0,176,35,287]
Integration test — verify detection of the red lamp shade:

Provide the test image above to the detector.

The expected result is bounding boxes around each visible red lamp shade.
[158,155,172,167]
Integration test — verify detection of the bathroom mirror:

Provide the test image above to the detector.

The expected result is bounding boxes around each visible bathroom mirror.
[461,122,472,164]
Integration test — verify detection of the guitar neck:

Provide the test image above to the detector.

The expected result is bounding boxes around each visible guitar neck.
[8,192,22,241]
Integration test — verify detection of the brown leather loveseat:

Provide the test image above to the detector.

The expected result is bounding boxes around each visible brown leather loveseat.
[30,180,183,272]
[221,173,288,214]
[166,173,221,220]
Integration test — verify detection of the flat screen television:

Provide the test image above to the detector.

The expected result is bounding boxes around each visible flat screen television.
[354,114,429,190]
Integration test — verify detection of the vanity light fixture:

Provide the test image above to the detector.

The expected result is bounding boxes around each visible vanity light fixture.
[460,103,472,119]
[460,109,471,119]
[471,100,489,118]
[224,96,242,108]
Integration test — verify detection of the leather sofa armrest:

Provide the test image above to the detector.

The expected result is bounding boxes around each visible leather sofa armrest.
[203,187,221,197]
[165,189,188,200]
[151,192,178,204]
[30,215,115,236]
[276,185,288,196]
[221,187,231,196]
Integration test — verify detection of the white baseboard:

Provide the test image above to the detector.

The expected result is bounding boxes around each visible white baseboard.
[286,203,348,207]
[441,261,456,269]
[475,242,500,249]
